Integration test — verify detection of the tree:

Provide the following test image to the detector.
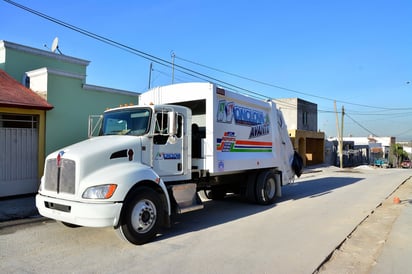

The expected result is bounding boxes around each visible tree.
[390,144,408,167]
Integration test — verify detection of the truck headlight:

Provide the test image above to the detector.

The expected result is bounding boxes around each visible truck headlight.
[82,184,117,199]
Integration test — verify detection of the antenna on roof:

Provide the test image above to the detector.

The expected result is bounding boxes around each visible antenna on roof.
[51,37,63,54]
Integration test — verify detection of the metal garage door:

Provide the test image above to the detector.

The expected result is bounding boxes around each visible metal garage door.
[0,114,39,197]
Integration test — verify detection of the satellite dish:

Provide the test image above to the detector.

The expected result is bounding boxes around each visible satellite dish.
[51,37,59,52]
[51,37,62,54]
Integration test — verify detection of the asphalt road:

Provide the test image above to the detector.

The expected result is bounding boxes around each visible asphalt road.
[1,166,411,273]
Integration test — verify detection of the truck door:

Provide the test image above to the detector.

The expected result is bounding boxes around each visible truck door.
[153,111,185,176]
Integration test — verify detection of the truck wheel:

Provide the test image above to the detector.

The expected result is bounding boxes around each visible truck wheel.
[255,170,277,205]
[116,187,163,245]
[204,187,226,200]
[245,172,257,203]
[59,221,81,228]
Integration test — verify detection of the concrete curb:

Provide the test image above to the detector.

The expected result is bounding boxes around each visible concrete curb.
[0,215,48,229]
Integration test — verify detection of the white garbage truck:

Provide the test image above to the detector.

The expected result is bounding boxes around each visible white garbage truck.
[36,82,303,245]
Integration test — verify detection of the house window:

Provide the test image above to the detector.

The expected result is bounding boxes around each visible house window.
[24,75,30,88]
[302,111,308,126]
[0,114,38,129]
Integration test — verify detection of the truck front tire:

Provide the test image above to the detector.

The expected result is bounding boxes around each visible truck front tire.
[59,221,81,228]
[116,187,164,245]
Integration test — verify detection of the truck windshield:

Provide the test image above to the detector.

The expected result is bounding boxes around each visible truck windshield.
[101,108,151,136]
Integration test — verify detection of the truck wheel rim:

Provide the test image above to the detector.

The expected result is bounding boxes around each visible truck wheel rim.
[265,177,276,199]
[131,199,157,234]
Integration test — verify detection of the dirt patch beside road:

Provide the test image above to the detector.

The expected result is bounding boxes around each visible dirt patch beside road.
[316,177,412,273]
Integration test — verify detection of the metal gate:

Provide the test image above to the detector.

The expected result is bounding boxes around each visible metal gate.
[0,114,39,197]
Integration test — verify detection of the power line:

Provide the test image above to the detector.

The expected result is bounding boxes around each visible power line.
[345,111,412,116]
[345,113,379,137]
[175,54,412,112]
[175,54,342,101]
[3,0,273,101]
[5,0,412,117]
[396,127,412,137]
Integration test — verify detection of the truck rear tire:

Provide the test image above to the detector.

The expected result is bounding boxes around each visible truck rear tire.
[116,187,164,245]
[245,172,257,203]
[255,170,277,205]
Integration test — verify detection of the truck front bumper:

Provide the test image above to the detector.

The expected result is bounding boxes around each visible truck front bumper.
[36,194,123,227]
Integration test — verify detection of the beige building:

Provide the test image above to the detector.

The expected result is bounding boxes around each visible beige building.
[274,98,325,166]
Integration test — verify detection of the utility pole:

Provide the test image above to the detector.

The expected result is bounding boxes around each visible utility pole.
[148,62,153,89]
[334,101,345,169]
[340,105,345,169]
[171,52,175,84]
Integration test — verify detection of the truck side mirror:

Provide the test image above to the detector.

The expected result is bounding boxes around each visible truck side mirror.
[168,111,177,136]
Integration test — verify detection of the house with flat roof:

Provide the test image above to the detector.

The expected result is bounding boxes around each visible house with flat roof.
[326,136,396,167]
[274,98,325,166]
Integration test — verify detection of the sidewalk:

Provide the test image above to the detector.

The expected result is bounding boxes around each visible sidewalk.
[371,183,412,273]
[316,170,412,273]
[0,194,40,222]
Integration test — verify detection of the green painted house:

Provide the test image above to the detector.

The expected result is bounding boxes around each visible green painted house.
[0,40,139,196]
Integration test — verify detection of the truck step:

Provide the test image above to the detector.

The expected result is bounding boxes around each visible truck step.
[170,183,204,214]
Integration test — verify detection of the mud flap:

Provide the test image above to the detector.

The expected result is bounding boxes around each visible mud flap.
[171,183,204,213]
[292,151,304,177]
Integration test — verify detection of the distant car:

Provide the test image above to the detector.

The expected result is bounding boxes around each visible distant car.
[401,160,411,168]
[374,158,389,168]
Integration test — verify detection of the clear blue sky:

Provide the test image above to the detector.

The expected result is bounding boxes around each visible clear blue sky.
[2,0,412,141]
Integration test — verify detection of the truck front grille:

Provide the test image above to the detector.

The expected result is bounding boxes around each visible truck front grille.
[44,158,76,194]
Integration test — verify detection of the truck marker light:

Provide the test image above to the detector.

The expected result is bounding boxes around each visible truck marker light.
[105,184,117,199]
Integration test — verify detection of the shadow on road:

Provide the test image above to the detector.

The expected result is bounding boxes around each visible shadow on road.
[0,176,364,244]
[282,177,364,201]
[157,176,364,242]
[160,196,270,241]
